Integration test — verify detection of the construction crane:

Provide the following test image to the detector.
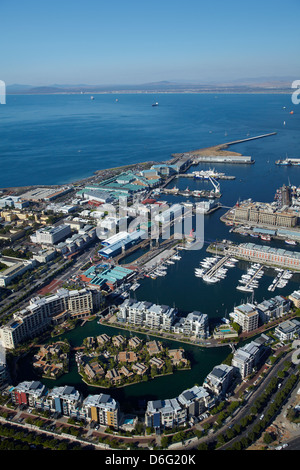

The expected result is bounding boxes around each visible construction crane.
[208,176,221,196]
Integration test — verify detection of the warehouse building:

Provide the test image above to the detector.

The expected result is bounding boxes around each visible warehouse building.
[98,229,146,258]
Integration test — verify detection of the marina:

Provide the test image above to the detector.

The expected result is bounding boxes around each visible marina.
[194,254,238,284]
[236,264,264,293]
[268,269,293,292]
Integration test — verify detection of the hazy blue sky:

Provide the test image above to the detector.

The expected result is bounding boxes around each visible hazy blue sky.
[1,0,300,85]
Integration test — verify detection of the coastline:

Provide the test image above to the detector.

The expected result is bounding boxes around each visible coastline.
[0,137,259,192]
[7,90,293,96]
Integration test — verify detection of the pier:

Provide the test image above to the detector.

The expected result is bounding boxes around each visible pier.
[224,132,277,147]
[177,173,236,180]
[203,255,231,280]
[172,132,277,165]
[237,265,263,293]
[160,187,221,198]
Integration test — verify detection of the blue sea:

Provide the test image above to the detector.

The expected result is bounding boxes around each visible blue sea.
[0,93,299,190]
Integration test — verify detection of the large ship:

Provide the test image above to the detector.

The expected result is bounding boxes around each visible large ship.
[275,158,300,166]
[193,169,225,179]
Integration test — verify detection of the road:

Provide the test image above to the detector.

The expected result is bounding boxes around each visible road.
[182,349,299,451]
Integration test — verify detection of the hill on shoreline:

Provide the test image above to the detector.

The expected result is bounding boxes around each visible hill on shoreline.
[6,78,295,95]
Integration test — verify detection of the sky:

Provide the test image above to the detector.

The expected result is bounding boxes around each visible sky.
[1,0,300,85]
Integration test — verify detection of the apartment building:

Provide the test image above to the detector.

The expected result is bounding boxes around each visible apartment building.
[117,299,152,326]
[0,288,102,349]
[177,385,211,420]
[144,304,176,331]
[274,319,300,342]
[231,335,269,379]
[10,381,120,428]
[145,398,187,430]
[203,364,235,397]
[11,380,47,408]
[229,303,259,333]
[256,295,291,323]
[172,311,209,339]
[289,290,300,308]
[117,299,177,331]
[82,393,120,429]
[44,385,82,418]
[154,203,183,224]
[0,362,8,388]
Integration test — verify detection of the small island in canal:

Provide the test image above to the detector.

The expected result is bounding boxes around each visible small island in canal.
[75,333,191,388]
[32,340,71,379]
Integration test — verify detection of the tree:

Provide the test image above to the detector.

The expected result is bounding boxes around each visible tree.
[263,432,275,445]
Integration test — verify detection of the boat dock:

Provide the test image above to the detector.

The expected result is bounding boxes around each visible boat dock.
[203,255,231,280]
[173,132,277,165]
[268,269,293,292]
[225,132,277,147]
[236,265,264,293]
[178,173,235,180]
[160,187,221,198]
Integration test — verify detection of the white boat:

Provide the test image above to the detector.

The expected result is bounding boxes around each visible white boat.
[217,269,228,275]
[247,269,256,275]
[224,262,236,267]
[237,285,254,292]
[203,276,220,283]
[195,270,205,276]
[130,283,140,291]
[285,239,297,245]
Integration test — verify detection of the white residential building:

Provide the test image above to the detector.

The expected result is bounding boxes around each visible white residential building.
[256,296,290,323]
[117,299,177,331]
[274,319,300,342]
[229,303,259,332]
[145,398,187,430]
[172,311,209,339]
[231,335,269,379]
[43,385,82,418]
[177,385,211,419]
[0,288,102,349]
[203,364,235,397]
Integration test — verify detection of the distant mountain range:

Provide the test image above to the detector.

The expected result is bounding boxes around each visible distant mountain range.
[6,78,295,94]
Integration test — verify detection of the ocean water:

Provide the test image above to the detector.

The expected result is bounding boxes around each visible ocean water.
[0,92,299,188]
